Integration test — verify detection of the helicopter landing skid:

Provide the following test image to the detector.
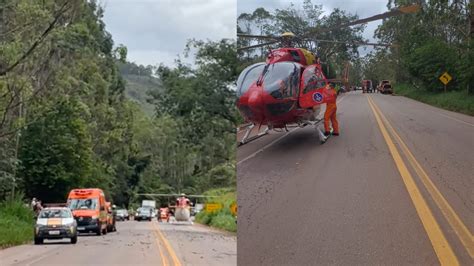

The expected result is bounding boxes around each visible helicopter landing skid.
[295,118,327,144]
[238,124,269,146]
[283,119,326,144]
[317,127,328,144]
[308,119,329,144]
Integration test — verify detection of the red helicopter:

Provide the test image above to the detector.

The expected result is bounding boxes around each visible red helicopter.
[236,4,420,144]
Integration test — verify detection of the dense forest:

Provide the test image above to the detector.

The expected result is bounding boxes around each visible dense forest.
[0,0,237,207]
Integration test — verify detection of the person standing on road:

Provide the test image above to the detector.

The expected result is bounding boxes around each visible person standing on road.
[324,83,339,136]
[176,193,191,207]
[34,200,43,217]
[31,197,37,210]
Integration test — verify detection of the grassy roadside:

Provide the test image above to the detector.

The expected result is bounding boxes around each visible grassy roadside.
[394,84,474,116]
[0,196,34,248]
[194,187,236,233]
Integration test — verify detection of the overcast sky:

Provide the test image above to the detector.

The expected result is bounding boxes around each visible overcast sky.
[102,0,236,66]
[101,0,389,66]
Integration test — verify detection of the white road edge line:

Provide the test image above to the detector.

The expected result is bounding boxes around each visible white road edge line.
[393,94,474,127]
[433,111,474,127]
[237,95,346,166]
[237,127,299,166]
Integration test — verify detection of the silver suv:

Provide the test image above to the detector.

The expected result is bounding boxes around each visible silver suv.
[34,207,78,244]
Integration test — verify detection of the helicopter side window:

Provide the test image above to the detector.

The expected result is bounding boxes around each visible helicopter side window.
[236,63,266,96]
[289,50,301,63]
[263,62,301,99]
[303,65,326,94]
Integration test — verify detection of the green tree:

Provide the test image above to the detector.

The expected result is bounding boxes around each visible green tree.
[19,99,93,202]
[373,0,472,92]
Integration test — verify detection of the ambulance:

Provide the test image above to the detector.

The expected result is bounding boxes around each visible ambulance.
[67,188,108,235]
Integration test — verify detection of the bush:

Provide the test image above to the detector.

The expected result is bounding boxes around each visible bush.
[405,40,458,91]
[0,196,34,222]
[0,194,35,248]
[195,211,212,225]
[194,187,236,232]
[209,212,237,232]
[395,84,474,116]
[195,209,236,232]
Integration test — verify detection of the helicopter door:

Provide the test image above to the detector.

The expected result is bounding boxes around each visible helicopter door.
[299,65,328,108]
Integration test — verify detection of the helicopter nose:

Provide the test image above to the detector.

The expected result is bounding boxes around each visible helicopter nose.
[247,88,264,118]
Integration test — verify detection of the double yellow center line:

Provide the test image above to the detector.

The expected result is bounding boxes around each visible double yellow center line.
[151,221,182,266]
[367,96,473,265]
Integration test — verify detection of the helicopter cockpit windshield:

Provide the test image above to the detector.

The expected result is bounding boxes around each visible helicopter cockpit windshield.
[262,62,302,99]
[237,63,266,96]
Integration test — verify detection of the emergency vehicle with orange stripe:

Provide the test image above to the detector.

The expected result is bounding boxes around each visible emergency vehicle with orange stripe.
[67,188,109,235]
[34,207,78,244]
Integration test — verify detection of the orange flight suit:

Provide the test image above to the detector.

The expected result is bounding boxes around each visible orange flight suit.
[177,197,190,207]
[324,87,339,134]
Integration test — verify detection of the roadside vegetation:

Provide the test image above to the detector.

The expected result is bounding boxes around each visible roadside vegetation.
[195,188,237,232]
[362,1,473,108]
[395,84,474,116]
[0,195,34,248]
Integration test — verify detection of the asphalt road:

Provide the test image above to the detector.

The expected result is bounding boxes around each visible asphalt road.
[0,220,236,266]
[237,91,473,265]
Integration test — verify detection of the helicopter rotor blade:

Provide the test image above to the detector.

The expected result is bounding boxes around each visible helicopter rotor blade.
[238,40,279,51]
[303,4,421,37]
[307,39,396,47]
[237,33,277,40]
[237,4,418,51]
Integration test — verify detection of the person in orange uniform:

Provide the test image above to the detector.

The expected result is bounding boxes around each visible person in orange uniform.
[176,193,191,207]
[324,82,339,136]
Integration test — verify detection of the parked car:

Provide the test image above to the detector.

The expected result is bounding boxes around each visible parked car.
[116,209,130,221]
[378,80,393,94]
[34,207,77,244]
[191,203,204,216]
[135,207,153,221]
[381,84,393,94]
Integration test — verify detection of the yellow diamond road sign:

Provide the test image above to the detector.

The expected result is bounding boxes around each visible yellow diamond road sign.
[205,203,222,213]
[439,72,452,85]
[230,202,237,216]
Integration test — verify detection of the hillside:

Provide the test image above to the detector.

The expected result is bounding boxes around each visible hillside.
[118,61,161,116]
[123,74,159,116]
